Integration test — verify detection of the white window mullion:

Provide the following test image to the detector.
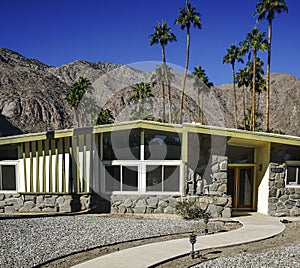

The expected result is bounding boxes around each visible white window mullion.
[120,165,123,191]
[140,129,144,161]
[140,163,146,193]
[161,165,164,192]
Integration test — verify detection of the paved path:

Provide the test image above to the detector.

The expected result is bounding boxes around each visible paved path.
[73,213,286,268]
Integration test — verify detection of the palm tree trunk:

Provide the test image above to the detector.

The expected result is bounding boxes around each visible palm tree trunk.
[251,49,257,131]
[162,45,172,123]
[197,88,201,123]
[242,84,246,130]
[179,27,190,124]
[161,82,166,122]
[266,22,272,132]
[232,65,238,128]
[257,91,261,112]
[74,107,79,128]
[200,90,204,124]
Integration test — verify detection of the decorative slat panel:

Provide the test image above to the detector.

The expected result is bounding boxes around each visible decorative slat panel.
[46,139,52,192]
[51,139,57,192]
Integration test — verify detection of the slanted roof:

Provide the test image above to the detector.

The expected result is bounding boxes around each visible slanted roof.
[0,120,299,147]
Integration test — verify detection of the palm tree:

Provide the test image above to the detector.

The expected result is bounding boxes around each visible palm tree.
[191,65,213,124]
[240,28,267,131]
[245,58,265,125]
[242,107,263,131]
[95,108,114,125]
[151,64,174,122]
[254,0,288,132]
[80,95,101,126]
[222,45,244,129]
[255,76,266,112]
[65,77,91,127]
[235,67,251,130]
[131,82,153,102]
[130,82,154,120]
[175,1,201,123]
[149,21,177,123]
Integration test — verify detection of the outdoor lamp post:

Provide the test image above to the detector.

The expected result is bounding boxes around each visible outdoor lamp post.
[189,233,197,259]
[203,214,209,234]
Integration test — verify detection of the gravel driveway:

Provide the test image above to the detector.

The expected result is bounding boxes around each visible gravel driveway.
[0,215,206,268]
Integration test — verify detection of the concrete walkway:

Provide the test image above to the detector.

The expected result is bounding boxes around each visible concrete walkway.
[73,213,286,268]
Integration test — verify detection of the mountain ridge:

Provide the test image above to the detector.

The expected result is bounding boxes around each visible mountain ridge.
[0,48,299,137]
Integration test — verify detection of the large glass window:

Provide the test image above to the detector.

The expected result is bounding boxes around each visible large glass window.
[104,165,138,192]
[227,146,254,164]
[146,165,180,192]
[104,166,120,192]
[286,162,300,186]
[103,129,140,160]
[144,130,181,160]
[0,165,17,191]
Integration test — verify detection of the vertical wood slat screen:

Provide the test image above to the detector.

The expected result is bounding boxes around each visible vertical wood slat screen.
[18,134,99,194]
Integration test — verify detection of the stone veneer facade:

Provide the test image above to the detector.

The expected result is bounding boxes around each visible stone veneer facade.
[0,193,109,213]
[268,163,300,217]
[111,155,232,218]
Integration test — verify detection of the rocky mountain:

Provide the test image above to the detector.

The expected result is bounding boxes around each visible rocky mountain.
[0,48,299,137]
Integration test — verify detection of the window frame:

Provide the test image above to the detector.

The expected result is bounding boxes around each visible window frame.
[285,161,300,187]
[0,161,19,193]
[145,162,181,193]
[102,160,182,194]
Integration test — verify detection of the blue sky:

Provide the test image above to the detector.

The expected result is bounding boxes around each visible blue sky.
[1,0,299,86]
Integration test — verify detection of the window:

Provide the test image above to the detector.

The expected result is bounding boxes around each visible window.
[286,161,300,186]
[227,146,254,164]
[146,165,180,192]
[102,128,182,194]
[104,165,138,192]
[103,129,140,160]
[0,164,17,191]
[144,130,181,160]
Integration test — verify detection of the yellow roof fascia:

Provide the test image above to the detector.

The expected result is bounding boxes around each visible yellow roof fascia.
[0,120,299,147]
[93,120,183,134]
[183,123,300,146]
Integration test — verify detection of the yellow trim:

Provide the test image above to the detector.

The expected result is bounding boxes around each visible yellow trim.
[0,120,299,147]
[55,139,59,192]
[183,124,300,146]
[22,143,28,192]
[182,131,188,163]
[35,141,41,192]
[26,142,33,192]
[228,163,256,167]
[83,135,87,192]
[42,141,47,192]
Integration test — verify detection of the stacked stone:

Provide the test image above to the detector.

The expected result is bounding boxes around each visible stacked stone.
[205,155,228,196]
[0,194,94,213]
[196,196,231,218]
[110,194,232,218]
[110,195,181,214]
[268,163,300,217]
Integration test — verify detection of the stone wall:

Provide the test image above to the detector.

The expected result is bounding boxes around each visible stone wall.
[110,155,231,218]
[268,163,300,217]
[0,193,110,213]
[204,155,228,196]
[110,194,231,218]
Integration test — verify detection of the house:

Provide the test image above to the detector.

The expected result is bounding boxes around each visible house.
[0,120,299,217]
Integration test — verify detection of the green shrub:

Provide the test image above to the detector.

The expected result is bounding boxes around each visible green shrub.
[176,199,207,220]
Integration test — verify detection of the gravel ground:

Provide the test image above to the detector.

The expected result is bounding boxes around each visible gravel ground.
[0,214,235,268]
[194,243,300,268]
[156,220,300,268]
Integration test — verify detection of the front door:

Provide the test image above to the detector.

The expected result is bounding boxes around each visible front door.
[228,167,254,209]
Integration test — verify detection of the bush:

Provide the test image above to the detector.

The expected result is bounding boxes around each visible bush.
[176,199,207,220]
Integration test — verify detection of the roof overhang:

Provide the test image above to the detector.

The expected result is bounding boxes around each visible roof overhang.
[0,120,299,147]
